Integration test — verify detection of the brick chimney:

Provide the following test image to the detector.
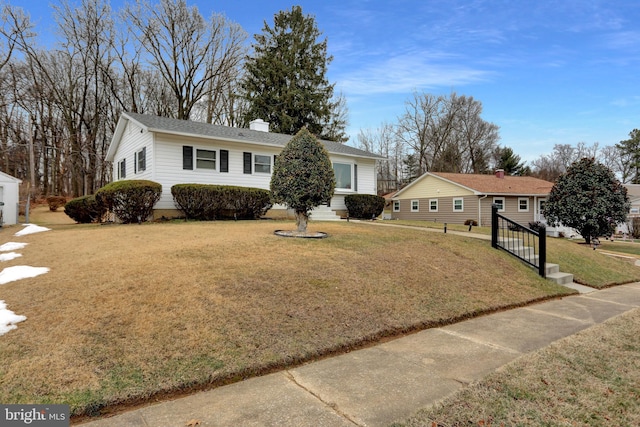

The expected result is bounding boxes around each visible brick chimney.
[495,169,505,179]
[249,119,269,132]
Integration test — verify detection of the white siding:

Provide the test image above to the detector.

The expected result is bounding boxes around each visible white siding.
[111,121,154,182]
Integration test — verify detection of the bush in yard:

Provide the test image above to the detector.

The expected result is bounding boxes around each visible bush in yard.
[344,194,385,219]
[464,219,478,226]
[46,195,67,211]
[270,128,335,232]
[64,195,107,223]
[95,180,161,224]
[171,184,272,220]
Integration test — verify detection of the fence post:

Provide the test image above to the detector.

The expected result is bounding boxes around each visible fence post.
[538,224,546,278]
[491,204,498,249]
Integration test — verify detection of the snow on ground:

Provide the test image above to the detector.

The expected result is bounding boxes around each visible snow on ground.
[0,252,22,262]
[0,265,50,285]
[0,300,26,336]
[14,224,51,236]
[0,242,28,251]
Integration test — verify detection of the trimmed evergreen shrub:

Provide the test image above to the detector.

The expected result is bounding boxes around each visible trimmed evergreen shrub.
[171,184,272,220]
[46,195,67,211]
[344,194,385,219]
[95,180,162,224]
[64,195,107,223]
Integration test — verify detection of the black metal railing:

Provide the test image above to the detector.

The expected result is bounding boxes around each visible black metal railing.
[491,204,546,277]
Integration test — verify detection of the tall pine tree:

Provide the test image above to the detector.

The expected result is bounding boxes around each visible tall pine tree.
[241,6,342,140]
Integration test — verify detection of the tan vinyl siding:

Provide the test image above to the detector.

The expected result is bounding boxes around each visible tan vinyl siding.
[479,196,538,227]
[392,195,479,223]
[398,175,474,199]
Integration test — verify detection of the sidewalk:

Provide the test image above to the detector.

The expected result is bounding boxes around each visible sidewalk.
[79,282,640,427]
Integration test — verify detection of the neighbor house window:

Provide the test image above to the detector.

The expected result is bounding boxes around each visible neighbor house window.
[518,197,529,212]
[429,199,438,212]
[135,147,146,173]
[411,200,419,212]
[254,154,271,173]
[118,159,126,179]
[453,198,464,212]
[333,162,352,190]
[393,201,400,212]
[196,149,216,170]
[493,197,505,212]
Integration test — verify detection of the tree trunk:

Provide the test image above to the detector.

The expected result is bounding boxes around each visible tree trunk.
[295,210,309,233]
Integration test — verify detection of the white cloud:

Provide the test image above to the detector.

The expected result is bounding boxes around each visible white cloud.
[0,266,50,285]
[0,300,26,336]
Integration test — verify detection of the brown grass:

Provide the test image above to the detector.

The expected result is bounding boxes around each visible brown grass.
[0,209,574,419]
[396,307,640,426]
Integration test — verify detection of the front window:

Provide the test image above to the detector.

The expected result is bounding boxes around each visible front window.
[136,147,146,173]
[411,200,419,212]
[453,198,464,212]
[393,201,400,212]
[254,154,271,173]
[429,199,438,212]
[196,149,216,170]
[518,197,529,212]
[493,197,505,212]
[333,163,352,189]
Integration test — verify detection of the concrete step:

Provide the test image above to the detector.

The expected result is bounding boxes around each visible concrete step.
[545,263,560,275]
[309,206,341,221]
[546,271,574,285]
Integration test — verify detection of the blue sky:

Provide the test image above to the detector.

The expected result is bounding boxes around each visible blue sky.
[9,0,640,162]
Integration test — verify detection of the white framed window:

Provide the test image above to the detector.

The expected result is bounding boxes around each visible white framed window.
[196,149,216,170]
[518,197,529,212]
[493,197,505,212]
[411,200,419,212]
[333,162,353,190]
[429,199,438,212]
[453,198,464,212]
[135,147,146,173]
[393,200,400,212]
[254,154,271,173]
[118,159,126,179]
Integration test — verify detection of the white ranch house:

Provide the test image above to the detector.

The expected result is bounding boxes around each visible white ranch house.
[106,112,383,219]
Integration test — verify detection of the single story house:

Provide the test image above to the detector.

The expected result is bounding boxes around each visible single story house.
[390,170,554,227]
[0,171,21,225]
[106,112,383,219]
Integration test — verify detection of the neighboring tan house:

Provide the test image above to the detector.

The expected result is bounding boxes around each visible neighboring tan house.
[106,112,383,219]
[390,170,554,227]
[0,171,21,225]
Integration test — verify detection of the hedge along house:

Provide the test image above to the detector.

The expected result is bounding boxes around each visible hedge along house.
[106,112,384,219]
[391,170,554,227]
[0,171,21,225]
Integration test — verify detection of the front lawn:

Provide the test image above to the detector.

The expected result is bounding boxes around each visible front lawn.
[0,219,573,419]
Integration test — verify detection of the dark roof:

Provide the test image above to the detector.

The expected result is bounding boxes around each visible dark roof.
[113,112,384,160]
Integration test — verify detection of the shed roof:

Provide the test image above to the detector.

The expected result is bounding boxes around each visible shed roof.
[107,112,384,161]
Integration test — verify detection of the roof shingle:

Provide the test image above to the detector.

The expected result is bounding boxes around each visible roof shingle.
[431,172,554,195]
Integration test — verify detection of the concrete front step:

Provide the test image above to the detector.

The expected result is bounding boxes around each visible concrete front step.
[309,205,341,221]
[546,271,574,285]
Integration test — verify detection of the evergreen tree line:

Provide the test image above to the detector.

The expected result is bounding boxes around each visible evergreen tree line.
[0,1,345,198]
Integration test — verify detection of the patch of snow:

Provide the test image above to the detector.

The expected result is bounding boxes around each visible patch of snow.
[0,265,50,285]
[0,242,28,252]
[0,300,26,336]
[14,224,51,236]
[0,252,22,262]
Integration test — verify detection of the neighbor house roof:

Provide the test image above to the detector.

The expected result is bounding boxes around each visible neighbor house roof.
[394,171,554,198]
[107,112,384,161]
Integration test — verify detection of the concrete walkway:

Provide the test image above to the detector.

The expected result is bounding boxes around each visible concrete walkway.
[79,282,640,427]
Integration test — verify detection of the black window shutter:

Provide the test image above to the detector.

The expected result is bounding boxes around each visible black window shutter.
[183,146,193,170]
[220,150,229,172]
[243,152,252,174]
[121,158,126,179]
[134,152,137,174]
[354,164,358,191]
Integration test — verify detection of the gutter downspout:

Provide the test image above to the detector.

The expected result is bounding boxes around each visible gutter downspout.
[478,194,488,226]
